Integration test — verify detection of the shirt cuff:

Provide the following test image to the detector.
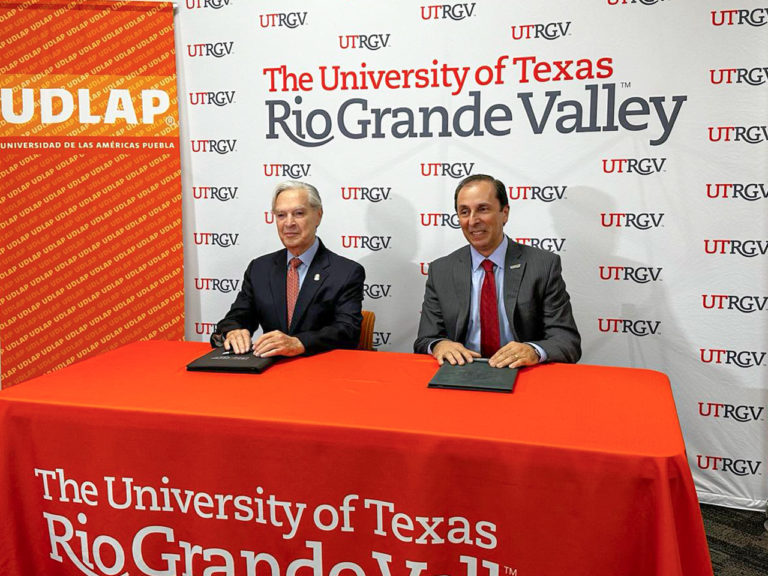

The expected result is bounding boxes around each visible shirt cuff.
[526,342,547,363]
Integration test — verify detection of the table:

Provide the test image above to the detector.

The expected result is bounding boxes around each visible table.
[0,341,712,576]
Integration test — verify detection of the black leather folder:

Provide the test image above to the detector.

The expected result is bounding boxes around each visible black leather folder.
[428,358,517,393]
[186,349,275,374]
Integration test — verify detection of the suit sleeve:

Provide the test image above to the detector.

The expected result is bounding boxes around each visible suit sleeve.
[531,255,581,363]
[413,265,448,355]
[210,262,261,347]
[293,262,365,354]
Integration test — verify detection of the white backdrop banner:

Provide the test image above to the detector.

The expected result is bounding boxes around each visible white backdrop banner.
[176,1,767,510]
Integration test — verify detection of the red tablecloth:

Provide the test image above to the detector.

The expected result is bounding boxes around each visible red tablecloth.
[0,341,712,576]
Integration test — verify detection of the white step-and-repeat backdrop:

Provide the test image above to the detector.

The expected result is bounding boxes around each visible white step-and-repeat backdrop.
[176,1,767,510]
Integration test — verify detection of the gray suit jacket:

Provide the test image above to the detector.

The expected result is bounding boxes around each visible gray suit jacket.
[414,238,581,363]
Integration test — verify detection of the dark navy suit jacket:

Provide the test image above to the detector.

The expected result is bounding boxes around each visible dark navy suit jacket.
[212,240,365,354]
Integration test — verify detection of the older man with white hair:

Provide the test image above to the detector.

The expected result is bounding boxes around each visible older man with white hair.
[211,181,365,357]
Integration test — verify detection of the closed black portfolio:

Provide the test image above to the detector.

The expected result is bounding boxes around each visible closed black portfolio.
[186,349,275,374]
[428,358,517,393]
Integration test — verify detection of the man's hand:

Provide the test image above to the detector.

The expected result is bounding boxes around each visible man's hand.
[253,330,305,357]
[432,340,481,366]
[489,342,539,369]
[224,329,252,355]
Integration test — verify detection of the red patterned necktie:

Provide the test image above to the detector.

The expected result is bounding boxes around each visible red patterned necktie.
[480,259,500,358]
[286,257,301,327]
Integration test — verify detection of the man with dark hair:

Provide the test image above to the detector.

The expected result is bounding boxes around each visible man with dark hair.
[212,180,365,357]
[414,174,580,367]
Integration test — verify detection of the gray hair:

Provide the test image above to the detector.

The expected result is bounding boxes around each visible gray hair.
[271,181,322,211]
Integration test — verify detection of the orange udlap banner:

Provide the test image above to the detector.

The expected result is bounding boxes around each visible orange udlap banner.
[0,0,183,388]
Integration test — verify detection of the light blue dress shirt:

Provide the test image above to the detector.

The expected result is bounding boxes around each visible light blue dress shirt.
[465,237,547,361]
[285,238,319,290]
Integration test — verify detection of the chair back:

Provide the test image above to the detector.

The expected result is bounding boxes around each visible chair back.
[357,310,376,351]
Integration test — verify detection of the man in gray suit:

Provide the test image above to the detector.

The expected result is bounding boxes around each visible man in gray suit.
[414,174,580,368]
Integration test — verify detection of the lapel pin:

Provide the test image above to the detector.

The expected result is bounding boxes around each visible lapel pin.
[314,273,320,281]
[510,264,521,270]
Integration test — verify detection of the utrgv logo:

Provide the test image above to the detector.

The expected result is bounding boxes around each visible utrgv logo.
[420,162,475,177]
[704,240,768,257]
[192,186,239,201]
[186,42,234,58]
[711,125,768,143]
[194,322,217,335]
[194,278,241,293]
[699,402,766,422]
[190,139,236,154]
[600,213,664,229]
[712,9,768,26]
[341,187,391,202]
[420,3,476,20]
[602,158,666,174]
[702,294,768,313]
[259,12,308,28]
[697,455,762,476]
[364,283,392,299]
[189,91,236,106]
[514,237,565,252]
[263,163,310,178]
[185,0,231,9]
[598,266,662,283]
[373,331,392,346]
[700,348,767,367]
[511,22,571,40]
[509,186,567,202]
[598,318,661,336]
[708,126,768,143]
[710,67,768,86]
[339,34,391,50]
[341,235,392,251]
[193,233,239,247]
[420,213,460,228]
[706,183,768,201]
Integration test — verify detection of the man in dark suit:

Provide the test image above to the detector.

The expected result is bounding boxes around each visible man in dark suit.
[414,174,580,368]
[211,181,365,357]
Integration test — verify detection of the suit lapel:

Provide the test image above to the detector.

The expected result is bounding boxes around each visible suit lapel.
[290,242,329,332]
[452,246,472,342]
[503,239,525,340]
[270,250,289,332]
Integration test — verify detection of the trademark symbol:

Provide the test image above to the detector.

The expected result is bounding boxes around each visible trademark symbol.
[504,567,517,576]
[621,81,632,89]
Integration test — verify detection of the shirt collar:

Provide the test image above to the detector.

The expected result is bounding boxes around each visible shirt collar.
[470,235,508,272]
[286,237,319,268]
